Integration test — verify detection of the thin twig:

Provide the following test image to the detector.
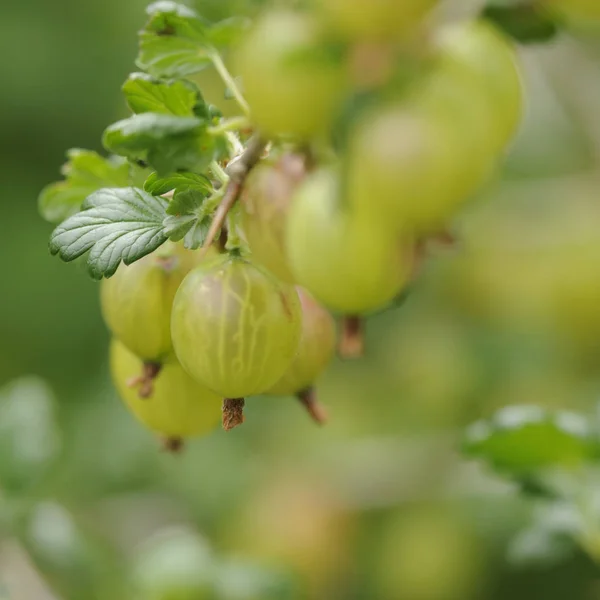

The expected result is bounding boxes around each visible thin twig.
[201,135,267,255]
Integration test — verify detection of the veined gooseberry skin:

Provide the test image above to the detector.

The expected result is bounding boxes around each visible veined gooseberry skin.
[286,169,414,315]
[316,0,438,41]
[240,155,305,283]
[110,340,222,438]
[234,10,346,138]
[267,288,336,396]
[171,253,303,399]
[100,243,203,363]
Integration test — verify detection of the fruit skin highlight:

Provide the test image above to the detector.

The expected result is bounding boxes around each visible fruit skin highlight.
[171,253,302,399]
[100,243,201,363]
[267,288,336,397]
[110,339,222,439]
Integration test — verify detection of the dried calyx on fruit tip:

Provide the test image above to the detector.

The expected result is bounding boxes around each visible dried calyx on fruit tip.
[296,387,328,425]
[126,361,162,399]
[223,398,246,431]
[161,436,185,454]
[338,315,364,359]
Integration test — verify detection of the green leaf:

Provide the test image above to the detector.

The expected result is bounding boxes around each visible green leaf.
[122,72,202,116]
[146,1,197,19]
[49,187,168,279]
[207,17,251,48]
[38,149,130,223]
[103,112,202,155]
[137,2,215,78]
[102,113,214,175]
[162,189,211,249]
[144,171,212,196]
[482,2,561,44]
[464,405,598,474]
[508,503,579,568]
[0,377,61,495]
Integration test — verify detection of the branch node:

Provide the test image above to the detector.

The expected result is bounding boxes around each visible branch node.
[201,135,267,255]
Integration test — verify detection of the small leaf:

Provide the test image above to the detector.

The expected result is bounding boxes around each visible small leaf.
[162,189,211,249]
[103,112,202,155]
[38,149,130,223]
[49,187,168,279]
[464,405,598,474]
[207,16,251,48]
[482,2,561,44]
[146,1,197,19]
[165,187,204,216]
[144,171,212,196]
[122,72,201,116]
[137,2,215,78]
[102,113,213,174]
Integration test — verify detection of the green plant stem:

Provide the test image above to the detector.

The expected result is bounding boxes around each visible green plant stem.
[208,116,250,136]
[209,51,251,117]
[210,161,230,186]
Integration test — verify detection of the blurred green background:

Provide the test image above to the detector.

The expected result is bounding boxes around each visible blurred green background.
[3,0,600,598]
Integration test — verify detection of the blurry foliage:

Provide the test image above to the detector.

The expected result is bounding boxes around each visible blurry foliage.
[3,0,600,598]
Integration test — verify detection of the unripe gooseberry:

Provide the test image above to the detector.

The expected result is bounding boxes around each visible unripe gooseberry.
[234,10,346,138]
[267,287,336,396]
[110,339,221,440]
[240,153,306,283]
[316,0,438,41]
[100,243,205,363]
[286,169,414,315]
[171,252,302,399]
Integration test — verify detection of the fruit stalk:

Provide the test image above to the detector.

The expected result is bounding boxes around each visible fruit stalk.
[223,398,246,431]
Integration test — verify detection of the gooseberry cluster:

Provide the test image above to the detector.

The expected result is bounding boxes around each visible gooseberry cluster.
[41,0,590,449]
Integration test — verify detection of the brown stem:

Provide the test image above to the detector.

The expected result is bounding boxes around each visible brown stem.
[222,398,245,431]
[215,224,229,253]
[201,135,267,254]
[338,316,364,359]
[161,436,185,453]
[126,361,162,399]
[296,387,328,425]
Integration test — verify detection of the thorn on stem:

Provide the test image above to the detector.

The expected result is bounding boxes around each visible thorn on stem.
[338,316,364,359]
[223,398,245,431]
[296,387,328,425]
[126,362,162,399]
